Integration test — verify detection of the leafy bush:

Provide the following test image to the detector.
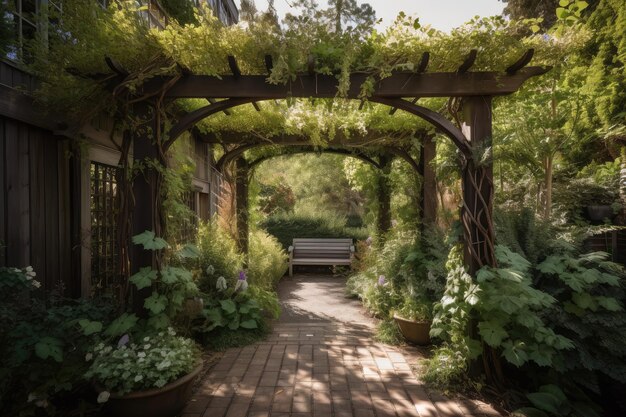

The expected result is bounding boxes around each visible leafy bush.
[513,384,602,417]
[374,319,403,345]
[195,220,243,294]
[260,210,368,250]
[248,229,288,290]
[0,267,114,415]
[553,177,622,223]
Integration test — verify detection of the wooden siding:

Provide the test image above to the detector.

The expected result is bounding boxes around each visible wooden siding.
[0,115,79,297]
[584,230,626,265]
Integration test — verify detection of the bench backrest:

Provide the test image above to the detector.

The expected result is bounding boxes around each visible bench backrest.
[292,238,353,259]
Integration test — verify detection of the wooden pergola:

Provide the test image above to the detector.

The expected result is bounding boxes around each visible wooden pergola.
[111,48,549,277]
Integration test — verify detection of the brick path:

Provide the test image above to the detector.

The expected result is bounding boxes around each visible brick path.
[183,274,503,417]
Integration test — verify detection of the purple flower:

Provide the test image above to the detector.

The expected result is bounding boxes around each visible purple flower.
[117,334,129,347]
[239,271,247,281]
[377,275,386,286]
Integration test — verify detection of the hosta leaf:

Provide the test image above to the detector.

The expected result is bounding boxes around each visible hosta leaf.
[104,313,139,337]
[35,337,63,362]
[144,293,167,315]
[527,392,561,415]
[478,321,508,347]
[220,299,237,315]
[572,292,593,309]
[78,319,103,336]
[132,231,168,251]
[538,385,566,403]
[228,315,240,330]
[240,319,258,329]
[130,267,157,289]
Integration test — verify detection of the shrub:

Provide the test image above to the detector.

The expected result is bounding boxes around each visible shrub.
[260,210,368,249]
[248,229,288,290]
[195,220,243,294]
[0,267,114,416]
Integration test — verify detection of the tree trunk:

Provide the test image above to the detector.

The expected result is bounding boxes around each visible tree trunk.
[235,158,249,261]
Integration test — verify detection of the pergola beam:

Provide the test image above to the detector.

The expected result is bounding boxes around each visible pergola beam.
[144,67,550,100]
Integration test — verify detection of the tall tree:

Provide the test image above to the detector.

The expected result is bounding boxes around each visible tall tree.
[499,0,559,29]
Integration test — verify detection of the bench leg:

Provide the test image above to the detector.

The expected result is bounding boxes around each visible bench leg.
[289,263,293,277]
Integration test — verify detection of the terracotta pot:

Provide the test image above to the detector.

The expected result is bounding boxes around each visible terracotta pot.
[393,314,431,345]
[103,361,203,417]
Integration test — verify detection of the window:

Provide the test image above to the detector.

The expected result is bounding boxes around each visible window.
[5,0,62,62]
[179,191,198,243]
[90,161,119,295]
[137,0,167,30]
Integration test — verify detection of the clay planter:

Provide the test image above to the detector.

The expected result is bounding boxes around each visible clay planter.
[393,314,431,346]
[103,361,203,417]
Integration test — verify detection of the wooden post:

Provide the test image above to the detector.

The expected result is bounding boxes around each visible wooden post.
[460,96,496,275]
[377,154,393,236]
[235,157,249,258]
[420,135,437,232]
[130,103,164,314]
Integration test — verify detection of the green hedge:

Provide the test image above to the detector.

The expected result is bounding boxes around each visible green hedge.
[260,211,369,249]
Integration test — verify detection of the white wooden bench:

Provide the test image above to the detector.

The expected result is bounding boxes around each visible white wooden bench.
[288,238,355,277]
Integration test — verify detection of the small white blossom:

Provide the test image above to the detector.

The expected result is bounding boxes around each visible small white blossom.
[206,265,215,275]
[134,375,143,382]
[143,336,150,342]
[216,276,227,291]
[97,391,110,404]
[85,353,93,361]
[31,280,41,288]
[144,344,151,350]
[137,351,146,358]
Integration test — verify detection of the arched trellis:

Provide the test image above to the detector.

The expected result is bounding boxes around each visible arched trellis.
[110,48,548,302]
[222,144,420,253]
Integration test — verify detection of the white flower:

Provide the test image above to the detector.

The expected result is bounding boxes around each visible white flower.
[143,344,151,350]
[137,352,146,358]
[97,391,110,404]
[31,280,41,288]
[134,375,143,382]
[216,276,227,291]
[234,279,248,292]
[85,353,93,361]
[143,336,150,342]
[206,265,215,275]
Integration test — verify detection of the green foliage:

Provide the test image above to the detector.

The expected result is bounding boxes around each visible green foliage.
[374,319,403,345]
[85,328,199,396]
[247,229,288,290]
[513,384,602,417]
[202,320,270,351]
[261,210,368,250]
[248,286,282,320]
[0,267,114,416]
[423,345,469,390]
[160,0,198,25]
[193,287,269,345]
[553,177,622,223]
[195,220,244,294]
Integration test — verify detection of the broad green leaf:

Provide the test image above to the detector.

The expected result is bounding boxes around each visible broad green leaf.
[78,319,103,336]
[497,268,524,283]
[512,408,549,417]
[476,268,495,283]
[144,293,168,315]
[35,337,63,362]
[178,244,200,259]
[130,267,157,289]
[104,313,139,337]
[161,267,191,284]
[572,292,593,309]
[596,296,622,311]
[205,307,224,327]
[220,299,237,315]
[478,321,508,347]
[240,319,258,329]
[148,313,170,329]
[527,392,561,415]
[228,315,240,330]
[558,0,569,7]
[132,231,168,251]
[538,385,567,403]
[502,341,528,367]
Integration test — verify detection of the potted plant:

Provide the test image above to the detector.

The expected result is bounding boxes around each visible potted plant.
[393,296,433,345]
[84,231,204,417]
[86,328,202,417]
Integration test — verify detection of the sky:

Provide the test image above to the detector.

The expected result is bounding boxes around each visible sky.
[238,0,506,32]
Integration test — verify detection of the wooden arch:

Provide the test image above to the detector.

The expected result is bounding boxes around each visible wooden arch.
[118,48,549,283]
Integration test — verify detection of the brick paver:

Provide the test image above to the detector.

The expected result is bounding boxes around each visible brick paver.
[183,275,504,417]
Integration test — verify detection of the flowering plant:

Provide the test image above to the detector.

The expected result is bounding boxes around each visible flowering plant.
[85,328,200,399]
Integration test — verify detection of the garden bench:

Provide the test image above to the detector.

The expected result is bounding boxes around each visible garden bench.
[288,238,355,277]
